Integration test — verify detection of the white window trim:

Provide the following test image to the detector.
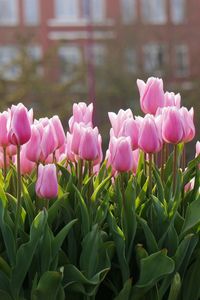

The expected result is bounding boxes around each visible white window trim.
[0,0,19,26]
[54,0,79,22]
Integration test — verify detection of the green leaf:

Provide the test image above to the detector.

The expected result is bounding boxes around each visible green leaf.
[115,279,132,300]
[91,175,111,202]
[137,216,158,253]
[168,273,181,300]
[0,290,13,300]
[21,181,35,225]
[11,210,47,298]
[181,199,200,237]
[32,271,62,300]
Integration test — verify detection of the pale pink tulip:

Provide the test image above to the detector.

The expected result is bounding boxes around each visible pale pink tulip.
[196,141,200,156]
[119,117,140,150]
[0,111,10,147]
[137,77,165,115]
[79,127,101,161]
[108,109,133,137]
[50,116,65,149]
[138,115,163,153]
[162,107,184,144]
[69,102,93,132]
[180,107,195,143]
[36,164,58,199]
[41,124,57,161]
[25,125,41,163]
[19,145,36,175]
[164,92,181,108]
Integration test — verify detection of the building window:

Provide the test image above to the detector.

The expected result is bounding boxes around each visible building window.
[82,0,105,22]
[124,48,137,73]
[170,0,186,24]
[23,0,39,25]
[175,45,189,77]
[0,0,18,25]
[92,44,106,65]
[0,46,19,80]
[55,0,79,21]
[143,44,166,73]
[58,45,81,81]
[121,0,136,24]
[141,0,167,24]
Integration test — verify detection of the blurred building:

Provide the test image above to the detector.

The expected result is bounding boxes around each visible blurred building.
[0,0,199,95]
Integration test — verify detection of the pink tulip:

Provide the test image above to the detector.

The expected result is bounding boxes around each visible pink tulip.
[180,107,195,143]
[25,125,41,163]
[79,127,101,161]
[137,77,165,115]
[71,123,83,155]
[50,116,65,149]
[196,141,200,156]
[36,164,58,199]
[184,178,195,193]
[108,109,133,137]
[8,103,31,146]
[162,107,184,144]
[6,145,17,157]
[138,115,163,153]
[0,111,10,147]
[41,124,57,161]
[19,145,36,175]
[133,149,140,175]
[164,92,181,108]
[0,150,10,169]
[69,102,93,132]
[66,132,75,162]
[109,136,133,172]
[119,117,140,150]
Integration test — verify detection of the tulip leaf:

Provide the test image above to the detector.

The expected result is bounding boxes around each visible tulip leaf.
[11,210,47,298]
[32,271,62,300]
[181,199,200,237]
[0,290,13,300]
[114,279,132,300]
[137,216,158,253]
[91,175,111,202]
[21,181,35,224]
[168,273,181,300]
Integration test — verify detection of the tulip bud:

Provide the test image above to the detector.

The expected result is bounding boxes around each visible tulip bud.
[0,111,10,147]
[162,107,184,144]
[8,103,31,146]
[119,117,140,150]
[108,109,133,137]
[19,145,36,175]
[66,132,75,162]
[50,116,65,149]
[164,92,181,108]
[109,136,133,172]
[138,115,163,153]
[69,102,93,132]
[137,77,165,115]
[79,127,101,161]
[25,125,41,163]
[41,124,57,161]
[180,107,195,143]
[36,164,58,199]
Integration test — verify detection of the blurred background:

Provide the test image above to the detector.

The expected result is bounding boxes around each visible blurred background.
[0,0,199,156]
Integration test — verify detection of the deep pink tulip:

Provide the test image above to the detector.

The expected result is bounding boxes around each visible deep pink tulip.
[69,102,93,132]
[119,117,140,150]
[108,109,133,137]
[8,103,31,146]
[162,107,184,144]
[0,111,10,147]
[79,127,101,161]
[138,115,163,153]
[36,164,58,199]
[19,145,36,175]
[50,116,65,149]
[25,125,41,163]
[137,77,165,115]
[109,136,133,172]
[164,92,181,108]
[41,124,57,161]
[180,107,195,143]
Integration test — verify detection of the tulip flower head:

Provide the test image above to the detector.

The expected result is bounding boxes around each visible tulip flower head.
[108,109,133,137]
[36,164,58,199]
[137,77,165,115]
[69,102,93,132]
[164,92,181,108]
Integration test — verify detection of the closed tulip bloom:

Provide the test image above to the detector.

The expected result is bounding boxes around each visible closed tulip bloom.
[71,123,83,155]
[41,124,57,161]
[108,109,133,137]
[50,116,65,149]
[110,136,133,172]
[162,107,184,144]
[196,141,200,156]
[66,132,75,162]
[0,111,10,147]
[19,145,36,175]
[79,127,101,161]
[36,164,58,199]
[180,107,195,143]
[132,149,140,175]
[119,117,140,150]
[164,92,181,108]
[137,77,165,115]
[8,103,31,146]
[25,125,41,163]
[138,115,163,153]
[69,102,93,132]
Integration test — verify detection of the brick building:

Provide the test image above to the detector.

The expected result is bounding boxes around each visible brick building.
[0,0,199,92]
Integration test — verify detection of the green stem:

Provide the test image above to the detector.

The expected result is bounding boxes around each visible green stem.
[182,143,186,171]
[120,173,126,209]
[15,145,21,241]
[161,144,165,182]
[173,145,178,194]
[149,153,153,195]
[78,159,83,188]
[3,146,7,179]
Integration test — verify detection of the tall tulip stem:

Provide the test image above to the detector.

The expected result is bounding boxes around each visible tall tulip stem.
[149,153,153,195]
[173,145,178,194]
[15,145,21,240]
[182,144,186,171]
[3,146,7,179]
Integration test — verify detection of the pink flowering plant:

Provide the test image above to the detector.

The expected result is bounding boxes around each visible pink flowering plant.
[0,79,199,300]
